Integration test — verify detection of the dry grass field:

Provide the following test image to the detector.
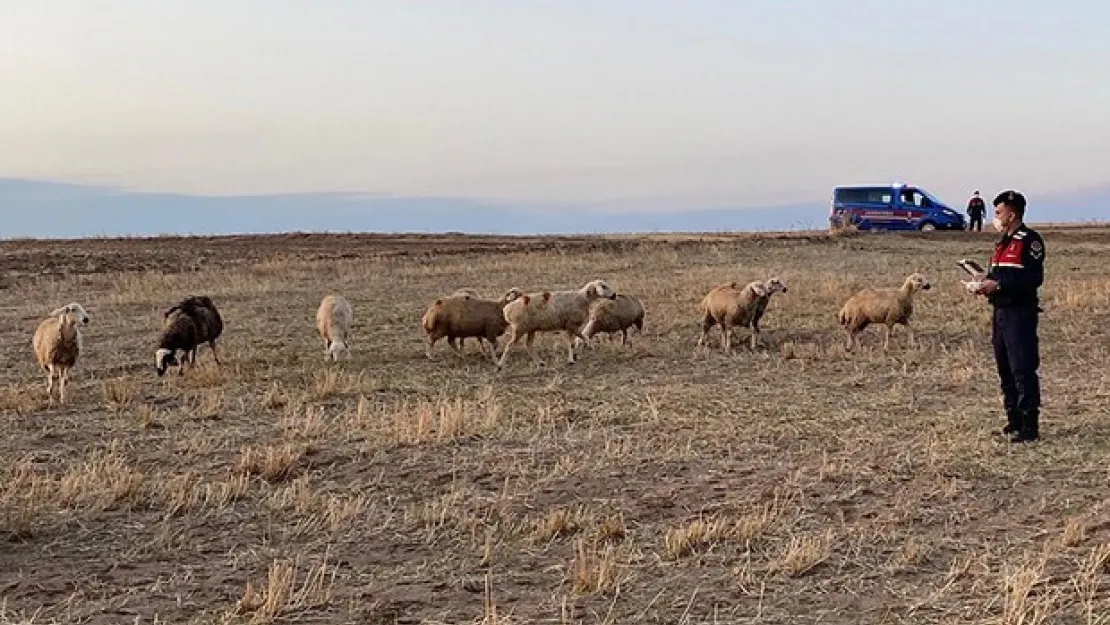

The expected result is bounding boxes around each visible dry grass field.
[2,226,1110,624]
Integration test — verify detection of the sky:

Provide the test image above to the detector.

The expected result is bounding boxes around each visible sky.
[2,1,1110,213]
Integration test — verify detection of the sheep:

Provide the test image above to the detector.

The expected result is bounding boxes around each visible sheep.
[155,308,200,377]
[837,272,931,351]
[31,303,90,404]
[697,277,788,351]
[164,295,223,365]
[421,287,525,363]
[316,294,353,361]
[496,279,617,369]
[578,293,645,347]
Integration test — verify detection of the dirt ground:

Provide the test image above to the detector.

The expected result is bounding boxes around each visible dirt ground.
[2,226,1109,624]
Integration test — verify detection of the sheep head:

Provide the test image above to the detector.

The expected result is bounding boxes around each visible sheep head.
[500,287,525,306]
[763,277,788,295]
[904,273,931,293]
[155,348,177,377]
[51,302,90,325]
[327,340,351,361]
[583,279,617,301]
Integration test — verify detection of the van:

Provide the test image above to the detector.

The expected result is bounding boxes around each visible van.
[829,183,966,232]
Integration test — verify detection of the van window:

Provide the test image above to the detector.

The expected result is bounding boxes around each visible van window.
[836,187,892,204]
[901,189,933,208]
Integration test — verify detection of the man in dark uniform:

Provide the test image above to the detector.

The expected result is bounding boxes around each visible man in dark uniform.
[967,190,986,231]
[973,190,1044,443]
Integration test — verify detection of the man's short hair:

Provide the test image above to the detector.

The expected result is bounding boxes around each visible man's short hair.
[993,190,1027,217]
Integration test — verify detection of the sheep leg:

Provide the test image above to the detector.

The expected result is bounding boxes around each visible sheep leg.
[496,329,521,369]
[565,330,579,364]
[697,316,715,348]
[621,329,629,346]
[45,367,55,403]
[210,340,221,365]
[479,338,499,364]
[425,336,438,360]
[524,332,544,366]
[883,325,892,350]
[905,324,915,349]
[57,367,68,404]
[721,321,733,352]
[578,320,596,350]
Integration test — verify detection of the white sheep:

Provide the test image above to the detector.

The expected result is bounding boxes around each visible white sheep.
[421,287,524,363]
[838,272,931,351]
[316,294,353,361]
[31,302,90,404]
[578,293,645,346]
[496,279,617,369]
[697,277,787,351]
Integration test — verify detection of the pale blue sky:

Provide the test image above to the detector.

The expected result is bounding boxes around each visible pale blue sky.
[2,1,1108,210]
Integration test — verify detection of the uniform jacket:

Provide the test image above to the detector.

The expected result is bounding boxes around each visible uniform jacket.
[986,223,1044,308]
[967,196,986,217]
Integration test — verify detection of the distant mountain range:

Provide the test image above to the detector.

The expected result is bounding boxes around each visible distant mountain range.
[1,178,1107,239]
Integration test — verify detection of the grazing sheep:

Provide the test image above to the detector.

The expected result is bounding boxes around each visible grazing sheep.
[165,295,223,365]
[156,308,200,377]
[421,287,525,363]
[838,272,931,351]
[316,294,353,361]
[31,303,90,404]
[496,279,617,369]
[579,293,645,346]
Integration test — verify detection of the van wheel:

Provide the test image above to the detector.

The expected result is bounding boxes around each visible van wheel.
[919,222,937,232]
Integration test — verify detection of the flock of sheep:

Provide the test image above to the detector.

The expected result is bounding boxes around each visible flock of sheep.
[27,270,935,404]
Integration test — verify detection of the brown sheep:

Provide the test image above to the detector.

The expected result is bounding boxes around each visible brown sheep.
[421,287,524,363]
[579,293,645,346]
[838,273,931,351]
[697,277,787,351]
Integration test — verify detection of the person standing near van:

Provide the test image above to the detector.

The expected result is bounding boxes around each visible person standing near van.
[973,190,1044,443]
[966,190,986,231]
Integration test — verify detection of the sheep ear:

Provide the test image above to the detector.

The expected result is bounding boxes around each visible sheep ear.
[50,307,67,317]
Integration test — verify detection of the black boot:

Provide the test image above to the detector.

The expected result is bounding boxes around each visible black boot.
[1010,409,1040,443]
[1001,410,1019,435]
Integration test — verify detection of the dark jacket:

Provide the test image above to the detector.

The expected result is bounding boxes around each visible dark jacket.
[986,223,1044,308]
[967,196,986,218]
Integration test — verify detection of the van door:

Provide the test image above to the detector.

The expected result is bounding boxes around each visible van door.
[896,188,928,229]
[852,187,895,230]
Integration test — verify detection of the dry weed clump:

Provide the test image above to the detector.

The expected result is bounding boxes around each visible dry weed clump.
[161,471,250,519]
[570,538,625,595]
[774,529,835,577]
[102,376,139,410]
[237,555,337,623]
[237,445,303,483]
[385,396,505,445]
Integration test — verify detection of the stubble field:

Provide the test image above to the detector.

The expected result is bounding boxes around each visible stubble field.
[2,226,1110,624]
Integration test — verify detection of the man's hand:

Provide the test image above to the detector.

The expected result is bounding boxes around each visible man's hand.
[975,279,1000,295]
